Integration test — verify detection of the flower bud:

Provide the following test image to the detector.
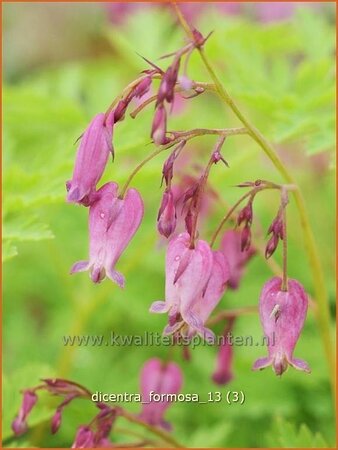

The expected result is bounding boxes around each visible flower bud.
[237,202,253,226]
[113,99,129,123]
[265,234,279,259]
[133,76,152,99]
[51,409,62,434]
[157,189,177,238]
[212,329,234,385]
[241,225,252,251]
[71,426,95,448]
[151,104,167,145]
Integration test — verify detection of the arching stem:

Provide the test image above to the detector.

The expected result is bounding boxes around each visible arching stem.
[173,2,335,401]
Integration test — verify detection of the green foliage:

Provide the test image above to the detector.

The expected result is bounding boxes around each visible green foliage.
[3,4,335,449]
[265,417,330,448]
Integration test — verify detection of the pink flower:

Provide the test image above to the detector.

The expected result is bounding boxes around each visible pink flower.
[70,182,144,286]
[150,232,215,340]
[157,189,177,238]
[66,112,114,205]
[168,250,230,339]
[253,277,310,375]
[220,229,255,289]
[12,390,38,436]
[212,318,235,385]
[139,358,183,431]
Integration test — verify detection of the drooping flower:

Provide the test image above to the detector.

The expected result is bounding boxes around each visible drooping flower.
[165,250,230,340]
[66,112,114,206]
[150,232,215,340]
[139,358,183,431]
[70,182,144,287]
[253,277,310,375]
[212,318,235,385]
[157,189,177,238]
[220,229,255,289]
[12,390,38,436]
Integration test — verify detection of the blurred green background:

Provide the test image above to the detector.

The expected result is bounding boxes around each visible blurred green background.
[2,2,336,448]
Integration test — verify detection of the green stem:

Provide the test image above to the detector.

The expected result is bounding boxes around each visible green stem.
[119,127,247,198]
[173,2,335,401]
[207,306,258,326]
[281,188,289,292]
[121,410,183,448]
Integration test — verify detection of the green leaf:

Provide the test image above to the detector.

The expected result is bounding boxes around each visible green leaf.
[265,416,330,448]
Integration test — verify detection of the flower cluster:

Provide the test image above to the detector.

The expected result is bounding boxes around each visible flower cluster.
[65,24,310,384]
[13,19,312,447]
[12,359,183,447]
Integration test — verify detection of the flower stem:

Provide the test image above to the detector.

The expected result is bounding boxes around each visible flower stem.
[121,410,183,448]
[130,81,215,119]
[119,128,247,198]
[207,306,258,326]
[281,187,289,292]
[173,2,335,400]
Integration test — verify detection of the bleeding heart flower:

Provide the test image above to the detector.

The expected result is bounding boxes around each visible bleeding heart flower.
[70,182,144,287]
[150,232,215,340]
[253,277,310,375]
[139,358,183,431]
[66,112,114,206]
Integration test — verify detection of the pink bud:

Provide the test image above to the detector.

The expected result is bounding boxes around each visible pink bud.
[66,112,114,205]
[151,104,167,145]
[212,340,233,385]
[253,277,310,376]
[139,358,183,430]
[12,390,38,436]
[192,28,205,47]
[237,202,253,226]
[241,225,252,251]
[161,142,185,187]
[113,99,129,123]
[220,230,255,289]
[51,409,62,434]
[133,76,152,99]
[70,182,144,287]
[265,234,279,259]
[157,59,180,104]
[268,216,283,237]
[212,319,235,385]
[71,426,95,448]
[157,190,177,238]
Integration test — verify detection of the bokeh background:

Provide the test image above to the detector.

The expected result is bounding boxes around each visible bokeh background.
[2,2,336,448]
